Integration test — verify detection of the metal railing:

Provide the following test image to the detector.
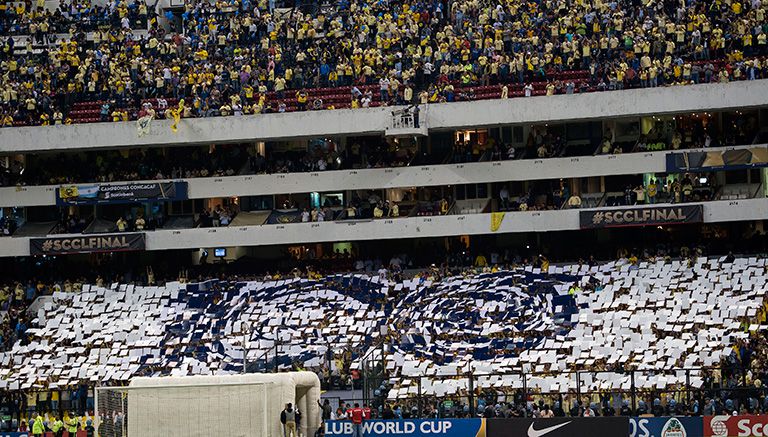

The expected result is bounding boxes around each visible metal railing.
[346,366,758,418]
[390,107,422,130]
[392,112,416,130]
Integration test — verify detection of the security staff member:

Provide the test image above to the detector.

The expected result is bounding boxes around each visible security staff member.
[347,403,364,437]
[67,413,79,436]
[31,414,45,436]
[52,416,65,437]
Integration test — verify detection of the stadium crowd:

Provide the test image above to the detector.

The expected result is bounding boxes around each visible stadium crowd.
[1,105,759,191]
[0,278,98,353]
[0,169,748,240]
[0,222,765,392]
[0,138,414,186]
[1,245,768,432]
[0,214,17,235]
[0,145,244,186]
[0,0,766,126]
[495,172,717,212]
[0,282,33,351]
[0,0,153,36]
[0,94,758,194]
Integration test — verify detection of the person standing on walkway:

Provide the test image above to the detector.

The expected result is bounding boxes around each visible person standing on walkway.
[281,403,297,437]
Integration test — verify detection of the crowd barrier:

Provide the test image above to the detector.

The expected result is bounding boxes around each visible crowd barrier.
[324,416,768,437]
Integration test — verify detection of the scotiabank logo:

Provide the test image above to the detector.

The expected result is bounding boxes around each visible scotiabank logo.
[737,419,768,437]
[706,415,768,437]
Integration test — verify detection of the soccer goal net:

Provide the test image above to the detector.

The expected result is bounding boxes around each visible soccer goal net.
[95,382,271,437]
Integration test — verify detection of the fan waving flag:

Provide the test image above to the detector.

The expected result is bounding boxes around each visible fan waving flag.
[137,114,153,137]
[168,99,185,133]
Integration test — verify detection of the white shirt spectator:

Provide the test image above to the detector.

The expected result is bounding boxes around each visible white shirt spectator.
[301,210,310,222]
[500,187,509,201]
[219,211,231,226]
[633,186,646,202]
[524,83,534,97]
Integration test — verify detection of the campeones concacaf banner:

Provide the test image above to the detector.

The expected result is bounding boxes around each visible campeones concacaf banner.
[324,419,485,437]
[56,182,187,205]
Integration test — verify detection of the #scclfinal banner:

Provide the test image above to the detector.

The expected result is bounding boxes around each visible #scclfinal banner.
[579,205,704,229]
[30,233,146,255]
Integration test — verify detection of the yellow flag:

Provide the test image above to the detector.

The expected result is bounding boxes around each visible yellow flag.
[490,212,505,232]
[59,185,79,199]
